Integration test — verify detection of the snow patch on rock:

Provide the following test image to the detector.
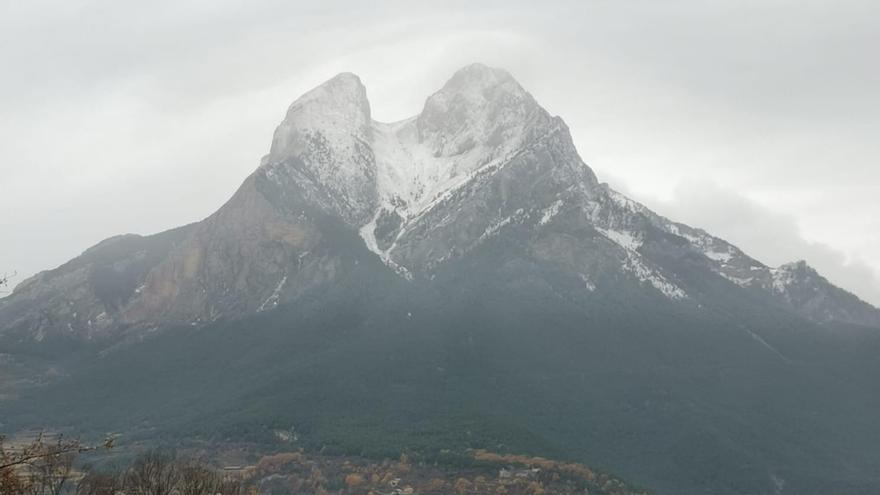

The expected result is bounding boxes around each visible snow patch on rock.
[539,200,564,226]
[258,276,287,312]
[597,228,643,252]
[621,253,686,300]
[478,209,526,243]
[719,272,754,287]
[359,210,413,280]
[705,249,734,263]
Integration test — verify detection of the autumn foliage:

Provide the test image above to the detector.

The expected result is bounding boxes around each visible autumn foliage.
[1,432,645,495]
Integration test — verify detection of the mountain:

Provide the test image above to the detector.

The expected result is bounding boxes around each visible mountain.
[3,64,880,495]
[3,64,878,340]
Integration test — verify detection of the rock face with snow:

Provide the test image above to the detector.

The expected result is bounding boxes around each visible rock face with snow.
[765,260,880,327]
[2,63,879,341]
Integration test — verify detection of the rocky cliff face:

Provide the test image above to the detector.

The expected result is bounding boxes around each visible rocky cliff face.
[3,63,879,342]
[0,226,193,341]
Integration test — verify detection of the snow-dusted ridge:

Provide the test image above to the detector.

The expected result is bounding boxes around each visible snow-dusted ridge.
[255,63,880,311]
[4,63,880,341]
[259,63,565,277]
[258,64,792,303]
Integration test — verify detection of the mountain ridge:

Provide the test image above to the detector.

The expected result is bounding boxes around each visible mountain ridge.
[2,62,878,339]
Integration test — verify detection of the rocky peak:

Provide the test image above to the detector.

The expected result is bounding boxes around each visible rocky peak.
[269,72,371,160]
[263,72,377,225]
[767,260,880,326]
[771,260,819,291]
[417,63,551,158]
[779,259,813,273]
[357,64,601,275]
[425,63,523,110]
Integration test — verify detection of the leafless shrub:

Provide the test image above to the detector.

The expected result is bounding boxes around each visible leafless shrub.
[0,432,99,495]
[121,451,182,495]
[74,470,119,495]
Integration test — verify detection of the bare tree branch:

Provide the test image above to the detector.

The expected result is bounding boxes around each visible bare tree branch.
[0,433,102,471]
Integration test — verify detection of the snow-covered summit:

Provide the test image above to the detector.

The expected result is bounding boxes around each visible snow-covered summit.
[262,71,376,224]
[417,63,540,154]
[370,64,559,218]
[259,64,581,264]
[269,72,371,160]
[358,64,589,275]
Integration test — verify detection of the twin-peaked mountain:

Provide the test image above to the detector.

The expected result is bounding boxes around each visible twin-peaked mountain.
[2,64,878,340]
[3,65,880,495]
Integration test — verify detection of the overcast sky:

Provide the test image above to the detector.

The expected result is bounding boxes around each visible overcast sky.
[2,0,879,305]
